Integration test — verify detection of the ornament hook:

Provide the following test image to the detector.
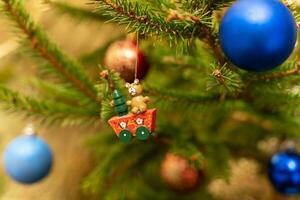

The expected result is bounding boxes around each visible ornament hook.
[23,123,36,136]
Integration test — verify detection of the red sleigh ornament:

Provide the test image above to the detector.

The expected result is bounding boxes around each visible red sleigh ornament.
[109,109,156,142]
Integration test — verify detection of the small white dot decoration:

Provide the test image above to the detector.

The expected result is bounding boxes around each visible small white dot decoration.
[136,118,144,125]
[120,122,127,128]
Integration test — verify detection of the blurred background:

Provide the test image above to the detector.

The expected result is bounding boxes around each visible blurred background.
[0,0,120,199]
[0,0,299,200]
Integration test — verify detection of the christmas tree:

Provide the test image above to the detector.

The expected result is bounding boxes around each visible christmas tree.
[0,0,300,199]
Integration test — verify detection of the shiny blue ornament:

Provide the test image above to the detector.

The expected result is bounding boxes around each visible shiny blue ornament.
[3,134,53,184]
[220,0,297,72]
[268,151,300,195]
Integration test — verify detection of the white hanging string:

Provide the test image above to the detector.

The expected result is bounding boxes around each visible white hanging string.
[134,33,139,82]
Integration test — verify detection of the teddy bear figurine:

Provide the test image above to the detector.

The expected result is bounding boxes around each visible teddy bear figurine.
[125,79,150,114]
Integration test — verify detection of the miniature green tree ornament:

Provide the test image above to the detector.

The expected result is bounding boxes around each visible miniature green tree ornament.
[112,90,128,116]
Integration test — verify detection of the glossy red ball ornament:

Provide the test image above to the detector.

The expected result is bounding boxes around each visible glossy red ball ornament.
[104,40,150,82]
[160,153,201,192]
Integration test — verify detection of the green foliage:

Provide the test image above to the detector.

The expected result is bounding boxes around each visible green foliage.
[146,82,214,103]
[83,133,161,197]
[100,99,114,121]
[0,85,98,126]
[31,79,91,105]
[179,0,234,12]
[92,0,212,41]
[1,0,300,199]
[207,63,244,96]
[0,0,98,104]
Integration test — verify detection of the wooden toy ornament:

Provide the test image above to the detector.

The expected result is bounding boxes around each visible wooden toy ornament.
[108,34,157,142]
[125,79,150,114]
[108,80,156,142]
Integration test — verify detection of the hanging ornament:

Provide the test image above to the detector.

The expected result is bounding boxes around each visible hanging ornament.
[3,124,53,184]
[160,153,201,192]
[108,80,156,142]
[104,39,150,82]
[106,34,156,142]
[219,0,297,72]
[268,149,300,195]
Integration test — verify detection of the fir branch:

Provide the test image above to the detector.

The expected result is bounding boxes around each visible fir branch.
[0,85,99,125]
[31,79,96,107]
[208,63,243,97]
[230,110,272,131]
[98,68,126,121]
[260,64,300,80]
[92,0,211,40]
[207,0,235,10]
[84,141,158,196]
[1,0,99,103]
[174,0,226,64]
[144,83,219,104]
[100,99,114,122]
[206,33,226,65]
[246,61,300,82]
[179,0,234,13]
[93,0,226,63]
[179,0,204,12]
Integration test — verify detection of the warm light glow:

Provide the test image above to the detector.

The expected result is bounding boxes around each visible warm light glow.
[123,49,136,59]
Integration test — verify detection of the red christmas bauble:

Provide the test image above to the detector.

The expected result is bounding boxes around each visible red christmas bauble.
[104,39,150,82]
[160,153,200,192]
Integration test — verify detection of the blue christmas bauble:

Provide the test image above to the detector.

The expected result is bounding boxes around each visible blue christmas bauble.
[3,135,53,184]
[220,0,297,72]
[268,151,300,195]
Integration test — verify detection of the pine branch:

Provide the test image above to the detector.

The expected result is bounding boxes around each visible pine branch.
[257,65,300,80]
[0,85,99,125]
[92,0,226,64]
[92,0,212,41]
[144,83,219,104]
[208,63,243,99]
[179,0,204,12]
[207,0,235,10]
[98,68,127,121]
[1,0,99,104]
[31,79,96,107]
[175,0,226,64]
[206,34,226,65]
[84,140,158,196]
[98,81,223,120]
[179,0,234,13]
[100,99,115,122]
[245,61,300,82]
